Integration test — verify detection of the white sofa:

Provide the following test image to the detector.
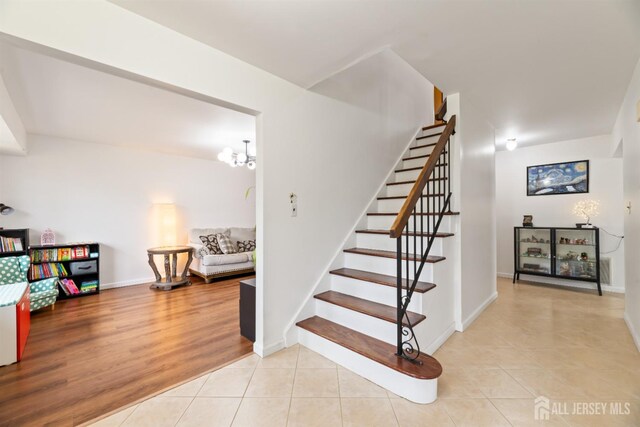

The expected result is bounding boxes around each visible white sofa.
[188,227,255,283]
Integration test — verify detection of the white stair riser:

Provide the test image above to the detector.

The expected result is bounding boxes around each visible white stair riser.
[297,332,438,404]
[330,274,423,313]
[408,145,434,158]
[315,299,397,344]
[344,252,435,280]
[356,233,444,254]
[367,215,453,231]
[402,156,429,169]
[394,169,421,182]
[378,197,451,212]
[385,183,414,197]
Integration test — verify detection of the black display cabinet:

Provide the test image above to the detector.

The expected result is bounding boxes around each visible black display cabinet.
[514,227,601,295]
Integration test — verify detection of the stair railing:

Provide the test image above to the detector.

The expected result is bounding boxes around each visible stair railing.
[389,110,456,363]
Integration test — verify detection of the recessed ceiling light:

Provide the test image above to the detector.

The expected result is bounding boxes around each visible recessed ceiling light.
[506,138,518,151]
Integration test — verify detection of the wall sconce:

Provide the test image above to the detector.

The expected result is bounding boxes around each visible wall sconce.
[0,204,14,215]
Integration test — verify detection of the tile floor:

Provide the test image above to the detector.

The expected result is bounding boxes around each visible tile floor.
[90,278,640,426]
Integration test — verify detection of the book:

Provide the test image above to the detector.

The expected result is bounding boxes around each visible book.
[65,280,80,294]
[58,279,71,296]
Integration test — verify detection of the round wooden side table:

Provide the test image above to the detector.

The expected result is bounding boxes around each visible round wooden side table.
[147,246,194,290]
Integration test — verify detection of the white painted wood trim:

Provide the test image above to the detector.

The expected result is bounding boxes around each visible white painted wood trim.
[624,312,640,353]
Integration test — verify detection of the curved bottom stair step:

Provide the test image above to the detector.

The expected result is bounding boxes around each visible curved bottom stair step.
[296,316,442,380]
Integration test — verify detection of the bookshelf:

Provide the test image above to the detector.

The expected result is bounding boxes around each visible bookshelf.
[28,242,100,299]
[0,229,29,258]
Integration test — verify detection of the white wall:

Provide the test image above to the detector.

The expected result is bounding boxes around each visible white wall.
[0,1,433,355]
[0,135,256,287]
[449,94,498,329]
[496,135,625,292]
[612,56,640,351]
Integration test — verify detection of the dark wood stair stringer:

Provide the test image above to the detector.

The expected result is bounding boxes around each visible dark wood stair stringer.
[329,268,436,294]
[297,316,442,380]
[314,291,426,327]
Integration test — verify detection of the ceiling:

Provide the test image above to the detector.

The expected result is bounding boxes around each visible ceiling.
[0,42,255,159]
[109,0,640,149]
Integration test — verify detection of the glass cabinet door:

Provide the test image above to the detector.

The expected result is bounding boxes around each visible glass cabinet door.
[555,228,598,280]
[516,228,552,274]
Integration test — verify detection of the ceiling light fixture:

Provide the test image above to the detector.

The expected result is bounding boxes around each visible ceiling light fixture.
[218,140,256,170]
[506,138,518,151]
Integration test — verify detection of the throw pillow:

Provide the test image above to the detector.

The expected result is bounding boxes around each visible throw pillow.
[237,240,256,253]
[216,233,237,254]
[199,234,223,255]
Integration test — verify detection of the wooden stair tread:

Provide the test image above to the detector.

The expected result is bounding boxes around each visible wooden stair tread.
[330,268,436,294]
[344,247,446,263]
[296,316,442,380]
[395,164,447,173]
[421,123,446,131]
[378,194,446,200]
[315,291,426,326]
[356,229,454,238]
[403,151,448,162]
[367,211,460,216]
[416,132,443,141]
[387,178,447,186]
[409,142,437,151]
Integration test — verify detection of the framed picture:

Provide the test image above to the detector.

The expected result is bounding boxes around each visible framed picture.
[527,160,589,196]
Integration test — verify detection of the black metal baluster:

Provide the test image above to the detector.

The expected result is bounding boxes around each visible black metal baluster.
[396,236,402,356]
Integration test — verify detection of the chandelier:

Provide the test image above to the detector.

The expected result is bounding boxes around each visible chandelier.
[218,140,256,169]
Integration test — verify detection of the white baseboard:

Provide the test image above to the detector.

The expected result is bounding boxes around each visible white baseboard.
[253,340,285,358]
[624,312,640,353]
[100,277,155,290]
[458,292,497,332]
[425,321,456,354]
[497,272,625,294]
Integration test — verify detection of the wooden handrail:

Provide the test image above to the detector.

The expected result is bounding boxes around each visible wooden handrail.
[435,97,447,122]
[389,115,456,238]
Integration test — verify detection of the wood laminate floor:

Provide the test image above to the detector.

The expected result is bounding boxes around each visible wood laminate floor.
[0,275,254,427]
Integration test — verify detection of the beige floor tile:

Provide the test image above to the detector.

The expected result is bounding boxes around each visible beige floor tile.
[389,398,455,426]
[198,368,254,397]
[287,398,342,427]
[292,368,339,397]
[441,398,511,427]
[438,368,485,398]
[475,368,534,398]
[122,397,192,427]
[225,354,261,370]
[490,398,569,426]
[257,345,300,369]
[297,346,336,369]
[244,368,295,397]
[231,398,290,427]
[176,397,241,427]
[340,398,398,427]
[338,368,388,397]
[90,405,138,427]
[505,368,589,400]
[162,375,209,397]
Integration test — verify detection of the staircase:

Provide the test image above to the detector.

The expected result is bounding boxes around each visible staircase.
[296,105,458,404]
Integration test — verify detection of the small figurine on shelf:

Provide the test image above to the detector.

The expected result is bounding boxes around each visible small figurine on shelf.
[559,262,570,276]
[580,252,588,261]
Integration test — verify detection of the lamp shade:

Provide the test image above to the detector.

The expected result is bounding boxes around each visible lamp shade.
[0,204,14,215]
